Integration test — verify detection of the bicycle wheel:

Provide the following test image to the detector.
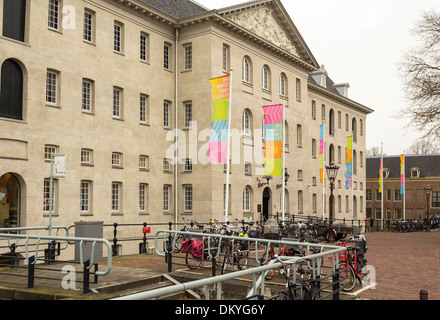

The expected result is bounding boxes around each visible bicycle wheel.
[173,234,183,253]
[339,262,356,292]
[263,247,276,280]
[185,244,202,269]
[221,244,232,274]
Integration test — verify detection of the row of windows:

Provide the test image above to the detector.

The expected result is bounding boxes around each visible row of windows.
[44,180,192,214]
[367,190,440,208]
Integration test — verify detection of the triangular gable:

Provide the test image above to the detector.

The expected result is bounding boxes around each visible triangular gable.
[218,0,319,68]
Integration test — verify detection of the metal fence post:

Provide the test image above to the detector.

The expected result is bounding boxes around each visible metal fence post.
[332,267,339,300]
[167,222,173,273]
[112,223,118,256]
[83,260,90,294]
[27,256,35,289]
[142,222,148,254]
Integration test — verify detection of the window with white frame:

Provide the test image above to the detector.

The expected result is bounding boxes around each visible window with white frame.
[222,44,230,72]
[43,178,57,213]
[245,163,252,176]
[312,139,316,158]
[312,193,317,213]
[82,79,93,112]
[311,101,316,120]
[164,101,170,127]
[46,70,58,105]
[140,94,149,124]
[184,185,193,212]
[48,0,60,31]
[184,159,193,173]
[321,105,326,123]
[112,182,121,212]
[83,9,95,43]
[280,74,287,97]
[113,87,122,119]
[80,181,91,213]
[139,183,148,213]
[163,158,171,172]
[163,185,171,212]
[184,102,192,128]
[81,149,93,165]
[242,57,251,83]
[44,145,58,161]
[184,44,192,71]
[114,22,123,53]
[242,109,251,136]
[164,43,171,70]
[243,186,251,212]
[139,155,149,171]
[140,32,149,62]
[112,152,122,168]
[262,66,269,90]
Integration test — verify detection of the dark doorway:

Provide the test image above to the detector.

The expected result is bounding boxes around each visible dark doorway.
[262,187,271,222]
[0,59,23,120]
[0,173,21,229]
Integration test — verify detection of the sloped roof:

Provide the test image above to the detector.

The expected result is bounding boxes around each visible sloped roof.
[139,0,208,19]
[366,155,440,179]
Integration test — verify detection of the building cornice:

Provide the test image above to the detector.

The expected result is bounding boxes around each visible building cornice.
[308,82,374,115]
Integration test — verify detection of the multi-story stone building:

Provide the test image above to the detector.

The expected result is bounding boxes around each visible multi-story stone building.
[0,0,373,251]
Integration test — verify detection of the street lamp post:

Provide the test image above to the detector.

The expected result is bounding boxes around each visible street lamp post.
[425,185,432,231]
[326,162,340,243]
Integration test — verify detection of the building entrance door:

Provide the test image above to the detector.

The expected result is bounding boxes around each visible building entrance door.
[262,187,271,222]
[0,173,20,229]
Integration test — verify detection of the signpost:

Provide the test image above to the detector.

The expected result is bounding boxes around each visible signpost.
[49,153,66,235]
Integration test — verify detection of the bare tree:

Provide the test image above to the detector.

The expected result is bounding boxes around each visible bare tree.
[366,147,385,157]
[405,138,439,154]
[400,10,440,145]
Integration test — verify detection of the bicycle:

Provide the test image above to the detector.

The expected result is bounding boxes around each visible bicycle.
[220,225,249,274]
[336,235,368,292]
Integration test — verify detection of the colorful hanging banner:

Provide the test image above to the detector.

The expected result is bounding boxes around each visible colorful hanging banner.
[345,136,353,188]
[208,75,230,164]
[400,154,405,195]
[263,104,283,176]
[319,123,325,183]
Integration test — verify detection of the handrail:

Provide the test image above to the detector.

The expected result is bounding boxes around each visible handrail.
[0,233,112,276]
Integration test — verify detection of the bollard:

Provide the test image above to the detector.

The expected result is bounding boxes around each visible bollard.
[27,256,35,289]
[112,223,118,256]
[420,289,428,300]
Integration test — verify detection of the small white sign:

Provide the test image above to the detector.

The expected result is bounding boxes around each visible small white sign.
[53,154,67,178]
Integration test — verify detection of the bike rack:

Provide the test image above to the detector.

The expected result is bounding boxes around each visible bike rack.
[111,230,347,300]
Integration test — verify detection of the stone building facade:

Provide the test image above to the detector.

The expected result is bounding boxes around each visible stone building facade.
[0,0,373,250]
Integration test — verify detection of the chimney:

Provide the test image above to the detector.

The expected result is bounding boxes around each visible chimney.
[310,65,327,88]
[333,83,350,98]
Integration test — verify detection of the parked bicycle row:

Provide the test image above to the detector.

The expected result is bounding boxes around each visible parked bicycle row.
[388,215,440,233]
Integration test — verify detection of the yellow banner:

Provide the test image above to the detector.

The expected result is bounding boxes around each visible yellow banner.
[210,75,230,101]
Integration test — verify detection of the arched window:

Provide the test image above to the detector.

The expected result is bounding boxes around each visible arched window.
[329,109,335,135]
[329,144,335,164]
[280,73,287,97]
[0,59,24,120]
[242,109,252,136]
[242,57,251,83]
[243,186,252,212]
[262,65,270,90]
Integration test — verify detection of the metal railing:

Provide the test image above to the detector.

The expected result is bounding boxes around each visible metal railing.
[0,231,113,294]
[112,230,346,300]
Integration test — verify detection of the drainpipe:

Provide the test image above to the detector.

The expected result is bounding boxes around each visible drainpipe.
[174,27,179,230]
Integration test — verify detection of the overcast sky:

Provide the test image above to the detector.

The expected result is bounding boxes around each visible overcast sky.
[196,0,440,155]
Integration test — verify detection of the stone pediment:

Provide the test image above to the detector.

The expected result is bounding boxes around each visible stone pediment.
[226,7,300,57]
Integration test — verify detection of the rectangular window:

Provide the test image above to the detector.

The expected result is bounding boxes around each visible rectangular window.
[139,94,149,124]
[164,101,170,127]
[312,139,316,158]
[432,191,440,208]
[296,78,301,101]
[298,191,303,213]
[113,87,122,119]
[81,149,93,165]
[80,181,91,213]
[139,155,149,170]
[312,194,317,213]
[114,22,123,53]
[395,190,402,201]
[112,182,121,212]
[43,178,56,213]
[112,152,122,168]
[83,9,94,43]
[245,163,251,176]
[46,70,58,105]
[311,101,316,120]
[321,105,326,122]
[163,185,170,212]
[184,44,192,70]
[184,102,192,128]
[82,79,93,112]
[164,43,170,70]
[297,124,302,147]
[140,33,148,62]
[338,195,342,213]
[2,0,27,42]
[366,190,372,201]
[44,145,58,161]
[222,44,230,72]
[184,159,192,173]
[338,111,342,128]
[184,185,193,212]
[139,184,148,212]
[48,0,60,30]
[163,158,171,172]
